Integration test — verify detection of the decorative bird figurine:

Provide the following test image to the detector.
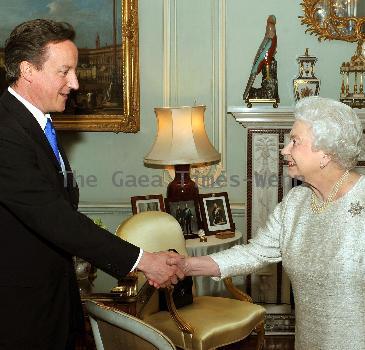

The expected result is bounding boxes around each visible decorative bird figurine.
[243,15,277,102]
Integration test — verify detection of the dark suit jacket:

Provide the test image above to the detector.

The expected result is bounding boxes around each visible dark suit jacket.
[0,91,140,350]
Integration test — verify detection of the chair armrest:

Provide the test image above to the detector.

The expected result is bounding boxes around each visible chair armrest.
[165,288,194,335]
[223,277,253,303]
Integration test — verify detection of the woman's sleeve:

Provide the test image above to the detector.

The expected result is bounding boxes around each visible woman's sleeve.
[210,199,285,279]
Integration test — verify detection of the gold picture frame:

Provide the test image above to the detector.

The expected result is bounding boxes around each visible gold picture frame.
[53,0,140,132]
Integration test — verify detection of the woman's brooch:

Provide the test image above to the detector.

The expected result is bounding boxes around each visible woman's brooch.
[348,201,365,217]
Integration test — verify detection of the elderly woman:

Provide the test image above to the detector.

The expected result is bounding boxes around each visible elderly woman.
[170,96,365,350]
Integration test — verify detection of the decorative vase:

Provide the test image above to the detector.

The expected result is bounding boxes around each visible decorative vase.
[293,48,320,101]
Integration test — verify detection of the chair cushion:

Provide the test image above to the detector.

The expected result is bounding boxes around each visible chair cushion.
[144,296,265,350]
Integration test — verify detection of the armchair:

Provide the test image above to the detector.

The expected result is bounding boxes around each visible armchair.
[115,211,265,350]
[85,299,176,350]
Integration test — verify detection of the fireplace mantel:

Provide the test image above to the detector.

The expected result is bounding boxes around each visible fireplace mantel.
[228,106,365,128]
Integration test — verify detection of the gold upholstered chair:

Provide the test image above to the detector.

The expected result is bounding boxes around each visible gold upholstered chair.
[85,299,176,350]
[115,211,265,350]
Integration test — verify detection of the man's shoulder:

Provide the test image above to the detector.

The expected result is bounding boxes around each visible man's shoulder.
[0,110,22,137]
[0,92,17,125]
[0,106,30,147]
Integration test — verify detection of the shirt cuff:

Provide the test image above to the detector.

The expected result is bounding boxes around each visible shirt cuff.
[130,248,143,272]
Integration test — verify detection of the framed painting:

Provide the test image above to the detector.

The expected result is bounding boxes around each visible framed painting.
[0,0,140,133]
[131,194,165,215]
[199,192,234,234]
[165,198,202,239]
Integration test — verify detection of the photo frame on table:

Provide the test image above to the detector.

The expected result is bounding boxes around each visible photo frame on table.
[131,194,165,215]
[165,198,202,239]
[199,192,234,234]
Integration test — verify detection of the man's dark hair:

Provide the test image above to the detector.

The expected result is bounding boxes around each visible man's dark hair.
[4,19,75,85]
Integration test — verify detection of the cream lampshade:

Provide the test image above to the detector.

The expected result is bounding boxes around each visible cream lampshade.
[144,105,221,201]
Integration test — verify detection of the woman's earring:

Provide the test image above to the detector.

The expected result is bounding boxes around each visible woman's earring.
[320,161,325,169]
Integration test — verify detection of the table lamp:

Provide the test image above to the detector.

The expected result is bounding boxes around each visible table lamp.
[144,105,221,201]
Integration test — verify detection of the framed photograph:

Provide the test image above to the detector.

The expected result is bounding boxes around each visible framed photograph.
[0,0,140,132]
[199,192,234,234]
[165,198,202,239]
[131,195,165,215]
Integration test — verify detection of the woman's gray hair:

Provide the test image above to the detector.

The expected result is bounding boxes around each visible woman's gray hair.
[294,96,363,169]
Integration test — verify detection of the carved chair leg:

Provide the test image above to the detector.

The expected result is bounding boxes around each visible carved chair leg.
[255,320,265,350]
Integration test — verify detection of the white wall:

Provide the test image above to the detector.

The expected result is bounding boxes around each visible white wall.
[60,0,354,291]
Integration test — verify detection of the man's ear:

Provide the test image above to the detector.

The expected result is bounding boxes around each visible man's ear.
[19,61,34,83]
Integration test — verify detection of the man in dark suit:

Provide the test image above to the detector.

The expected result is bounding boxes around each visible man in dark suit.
[183,204,193,235]
[0,19,182,350]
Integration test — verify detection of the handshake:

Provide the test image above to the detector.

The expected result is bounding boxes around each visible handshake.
[137,250,220,288]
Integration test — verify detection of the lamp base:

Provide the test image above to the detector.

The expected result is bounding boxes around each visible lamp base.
[166,164,199,201]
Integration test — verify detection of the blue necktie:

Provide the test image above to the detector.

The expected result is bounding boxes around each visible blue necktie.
[44,118,61,164]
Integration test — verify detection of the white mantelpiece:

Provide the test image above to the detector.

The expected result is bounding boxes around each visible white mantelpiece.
[228,106,365,128]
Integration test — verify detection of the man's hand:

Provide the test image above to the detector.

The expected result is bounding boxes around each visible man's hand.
[137,250,185,288]
[167,255,190,275]
[167,255,221,277]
